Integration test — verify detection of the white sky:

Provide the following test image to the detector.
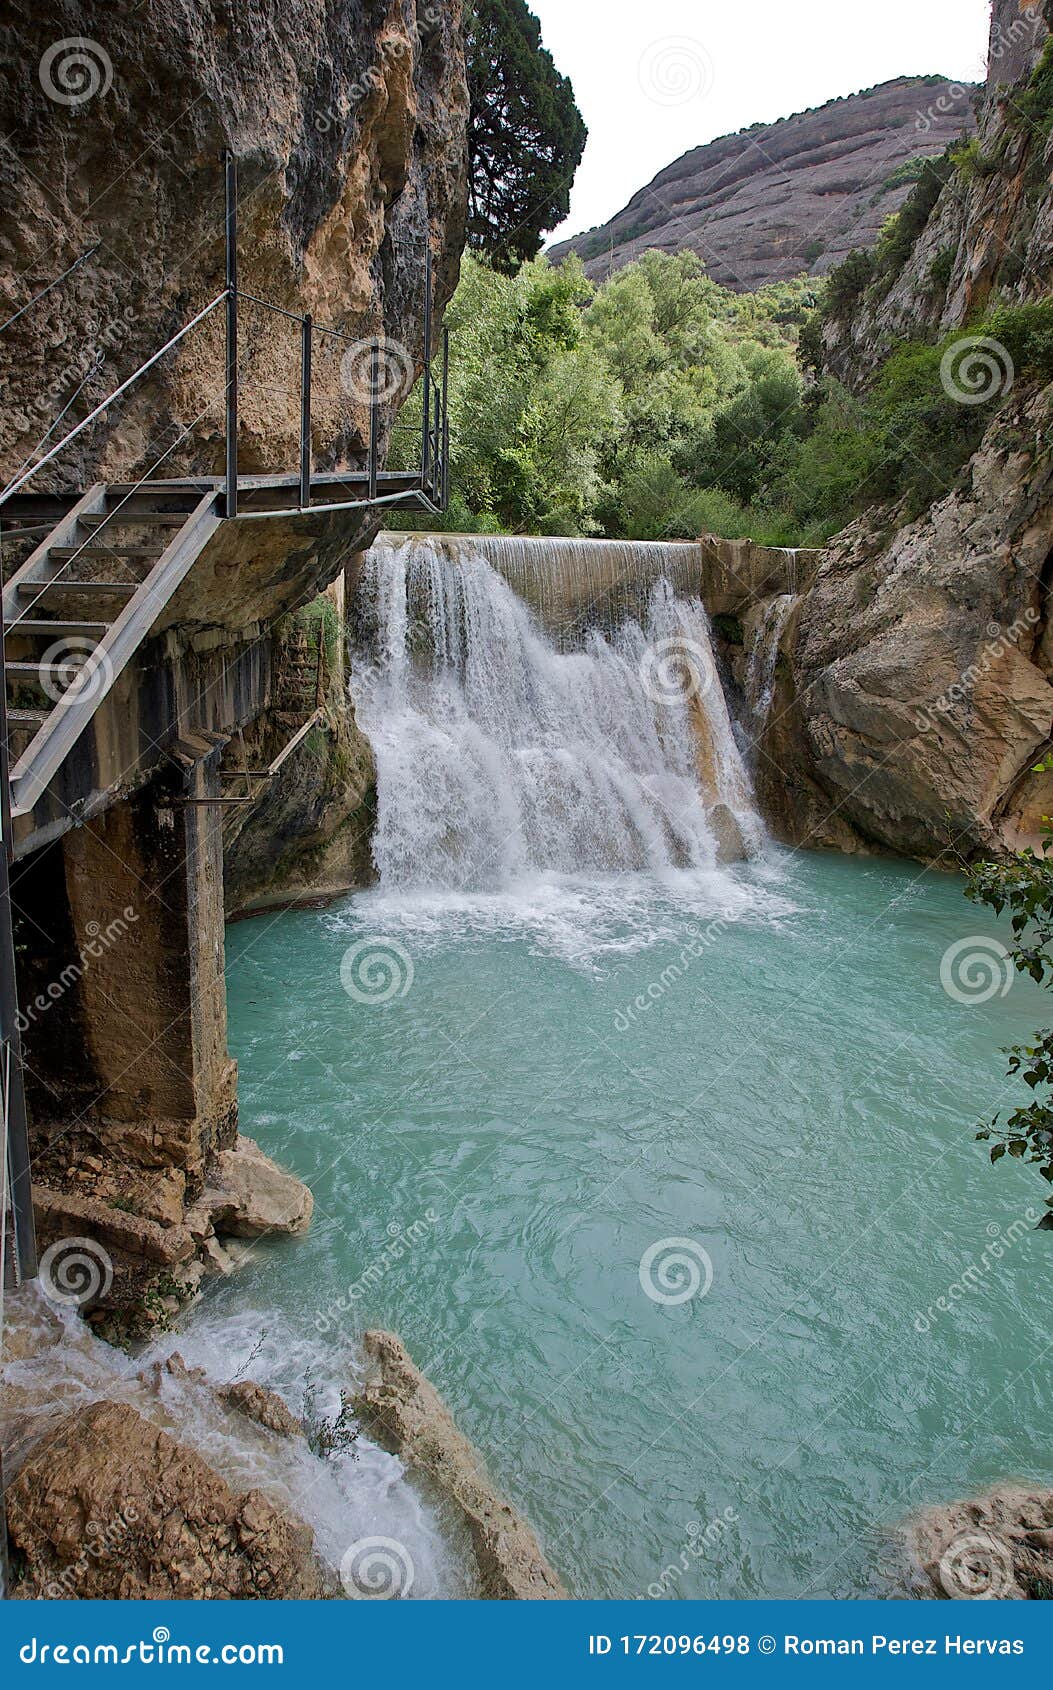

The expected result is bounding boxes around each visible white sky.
[533,0,994,243]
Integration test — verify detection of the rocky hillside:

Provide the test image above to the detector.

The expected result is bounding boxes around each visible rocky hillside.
[710,2,1053,866]
[549,77,976,292]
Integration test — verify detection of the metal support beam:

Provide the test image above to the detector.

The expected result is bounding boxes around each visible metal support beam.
[299,313,312,511]
[368,340,380,504]
[421,248,432,486]
[224,151,239,519]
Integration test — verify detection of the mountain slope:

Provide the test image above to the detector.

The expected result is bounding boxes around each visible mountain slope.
[549,77,977,292]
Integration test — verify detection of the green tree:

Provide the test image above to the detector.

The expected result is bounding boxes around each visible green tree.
[967,837,1053,1231]
[465,0,587,271]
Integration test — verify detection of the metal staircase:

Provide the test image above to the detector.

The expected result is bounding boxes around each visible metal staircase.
[0,151,450,828]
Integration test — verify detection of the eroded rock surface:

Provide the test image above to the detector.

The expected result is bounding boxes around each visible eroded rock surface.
[551,79,975,292]
[8,1401,331,1600]
[353,1329,567,1600]
[906,1484,1053,1600]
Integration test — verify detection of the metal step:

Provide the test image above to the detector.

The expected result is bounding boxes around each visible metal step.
[50,546,163,563]
[5,662,73,681]
[15,580,137,600]
[4,619,108,640]
[81,511,187,530]
[7,709,47,728]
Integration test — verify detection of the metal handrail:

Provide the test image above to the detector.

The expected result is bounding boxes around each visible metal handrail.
[0,152,451,521]
[0,244,100,338]
[0,291,228,507]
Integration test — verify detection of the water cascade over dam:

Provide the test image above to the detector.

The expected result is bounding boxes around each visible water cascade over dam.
[349,533,764,889]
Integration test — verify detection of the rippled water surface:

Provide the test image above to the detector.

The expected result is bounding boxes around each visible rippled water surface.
[225,850,1053,1598]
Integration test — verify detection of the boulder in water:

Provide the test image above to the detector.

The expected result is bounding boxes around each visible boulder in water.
[709,803,746,863]
[353,1329,567,1600]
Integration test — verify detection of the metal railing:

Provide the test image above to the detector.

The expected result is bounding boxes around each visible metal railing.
[0,152,450,521]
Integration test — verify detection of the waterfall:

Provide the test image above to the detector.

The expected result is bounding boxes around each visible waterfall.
[350,534,764,891]
[745,593,796,744]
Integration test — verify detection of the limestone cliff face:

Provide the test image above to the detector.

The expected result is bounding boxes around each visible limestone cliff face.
[0,0,468,614]
[713,4,1053,864]
[822,2,1051,389]
[549,78,976,293]
[707,386,1053,862]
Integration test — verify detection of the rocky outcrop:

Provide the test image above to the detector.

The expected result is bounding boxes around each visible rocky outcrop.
[550,78,976,292]
[7,1400,332,1600]
[702,380,1053,862]
[822,5,1051,390]
[353,1329,567,1600]
[223,566,378,915]
[29,1135,313,1336]
[906,1483,1053,1599]
[1,2,469,627]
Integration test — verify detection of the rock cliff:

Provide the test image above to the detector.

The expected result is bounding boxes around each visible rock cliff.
[707,4,1053,864]
[0,0,469,619]
[549,78,976,293]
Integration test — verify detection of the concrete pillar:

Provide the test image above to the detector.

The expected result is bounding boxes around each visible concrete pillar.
[13,743,236,1195]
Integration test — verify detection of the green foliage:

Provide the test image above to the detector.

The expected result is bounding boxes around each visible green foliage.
[967,842,1053,1230]
[983,298,1053,386]
[950,136,1003,180]
[867,153,957,296]
[823,249,875,321]
[929,246,957,292]
[1010,35,1053,142]
[465,0,587,270]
